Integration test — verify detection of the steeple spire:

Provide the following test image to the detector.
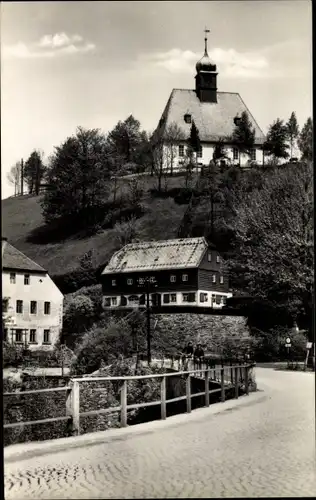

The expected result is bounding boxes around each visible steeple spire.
[204,27,210,55]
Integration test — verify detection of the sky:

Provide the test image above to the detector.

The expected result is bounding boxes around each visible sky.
[1,0,312,199]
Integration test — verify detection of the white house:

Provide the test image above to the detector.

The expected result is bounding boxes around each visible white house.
[2,238,63,350]
[153,33,266,172]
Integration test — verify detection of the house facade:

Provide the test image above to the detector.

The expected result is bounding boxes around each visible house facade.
[2,238,63,350]
[100,237,232,310]
[153,33,266,172]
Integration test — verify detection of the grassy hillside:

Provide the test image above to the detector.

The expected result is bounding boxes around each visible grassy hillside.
[2,175,190,279]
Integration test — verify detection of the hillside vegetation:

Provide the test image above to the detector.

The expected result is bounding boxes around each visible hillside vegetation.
[2,174,189,280]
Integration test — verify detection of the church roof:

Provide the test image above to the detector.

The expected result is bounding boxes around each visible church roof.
[101,237,212,275]
[156,89,265,145]
[2,240,47,273]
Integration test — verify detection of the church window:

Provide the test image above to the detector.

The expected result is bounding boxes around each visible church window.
[250,149,256,161]
[179,145,185,157]
[184,114,192,124]
[233,148,239,160]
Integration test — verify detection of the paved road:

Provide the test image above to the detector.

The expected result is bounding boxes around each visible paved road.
[4,368,315,499]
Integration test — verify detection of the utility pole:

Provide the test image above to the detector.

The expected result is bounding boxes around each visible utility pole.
[146,279,151,365]
[20,158,24,196]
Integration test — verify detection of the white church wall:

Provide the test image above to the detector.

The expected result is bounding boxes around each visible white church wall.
[161,142,265,171]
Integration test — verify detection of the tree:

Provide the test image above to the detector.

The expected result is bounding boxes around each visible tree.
[164,122,183,176]
[231,112,255,160]
[212,138,230,168]
[63,295,95,335]
[286,112,299,160]
[106,115,142,166]
[298,117,313,163]
[227,162,313,325]
[263,119,289,164]
[41,127,112,226]
[187,121,201,172]
[24,150,46,195]
[7,161,22,196]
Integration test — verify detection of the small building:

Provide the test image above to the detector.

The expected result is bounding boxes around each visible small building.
[100,237,232,310]
[153,32,266,171]
[2,238,63,350]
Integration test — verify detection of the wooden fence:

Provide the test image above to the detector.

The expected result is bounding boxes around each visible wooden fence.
[3,364,253,437]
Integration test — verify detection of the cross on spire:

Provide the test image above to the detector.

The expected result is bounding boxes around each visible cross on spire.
[204,27,210,55]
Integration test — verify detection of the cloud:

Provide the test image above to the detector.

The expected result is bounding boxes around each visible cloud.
[136,47,271,79]
[2,33,95,59]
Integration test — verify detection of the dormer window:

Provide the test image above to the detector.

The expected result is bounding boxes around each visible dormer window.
[233,115,241,126]
[184,113,192,124]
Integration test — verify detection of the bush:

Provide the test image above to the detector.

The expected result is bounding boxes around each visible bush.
[71,314,147,376]
[63,295,95,334]
[250,326,308,361]
[3,343,24,367]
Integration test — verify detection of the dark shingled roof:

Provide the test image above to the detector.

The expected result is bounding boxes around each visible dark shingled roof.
[102,237,211,275]
[2,241,46,273]
[156,89,265,145]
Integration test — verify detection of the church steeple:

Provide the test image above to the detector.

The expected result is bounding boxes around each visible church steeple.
[195,28,218,103]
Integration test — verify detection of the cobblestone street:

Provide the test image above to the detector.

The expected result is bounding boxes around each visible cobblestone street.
[4,368,315,499]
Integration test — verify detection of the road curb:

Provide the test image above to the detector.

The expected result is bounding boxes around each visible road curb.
[4,391,266,464]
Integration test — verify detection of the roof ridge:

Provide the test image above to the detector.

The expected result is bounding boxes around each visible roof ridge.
[3,242,47,272]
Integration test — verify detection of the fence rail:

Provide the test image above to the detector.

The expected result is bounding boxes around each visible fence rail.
[4,364,254,435]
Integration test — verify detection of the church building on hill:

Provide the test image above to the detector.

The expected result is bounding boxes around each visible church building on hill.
[153,30,266,171]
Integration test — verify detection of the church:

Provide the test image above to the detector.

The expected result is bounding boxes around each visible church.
[153,31,266,171]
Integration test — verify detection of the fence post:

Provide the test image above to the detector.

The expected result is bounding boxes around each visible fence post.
[186,374,191,413]
[245,365,249,395]
[221,368,225,402]
[120,380,127,427]
[205,370,210,407]
[161,376,166,420]
[66,380,80,436]
[234,367,239,399]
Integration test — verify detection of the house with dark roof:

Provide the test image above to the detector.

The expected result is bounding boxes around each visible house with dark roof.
[2,238,63,350]
[153,32,266,171]
[100,237,232,309]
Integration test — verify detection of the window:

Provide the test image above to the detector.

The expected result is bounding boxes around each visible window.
[127,279,133,285]
[10,273,16,284]
[223,296,227,305]
[182,274,188,282]
[212,294,216,303]
[111,297,117,306]
[24,274,30,285]
[184,113,192,124]
[112,279,116,286]
[200,293,208,303]
[216,255,220,263]
[16,300,23,314]
[4,328,8,342]
[104,297,111,307]
[120,296,128,307]
[2,299,8,313]
[207,253,212,262]
[216,295,221,305]
[170,293,177,303]
[30,330,37,343]
[197,147,203,158]
[30,301,37,314]
[212,275,216,283]
[44,302,51,315]
[43,330,51,343]
[183,292,196,303]
[250,148,256,161]
[163,294,170,304]
[179,145,185,157]
[233,148,239,160]
[15,329,23,343]
[220,276,224,284]
[170,275,176,282]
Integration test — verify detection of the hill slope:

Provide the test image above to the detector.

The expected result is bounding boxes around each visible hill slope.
[2,176,189,279]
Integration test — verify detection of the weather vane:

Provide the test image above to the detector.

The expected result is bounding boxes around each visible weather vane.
[204,27,210,54]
